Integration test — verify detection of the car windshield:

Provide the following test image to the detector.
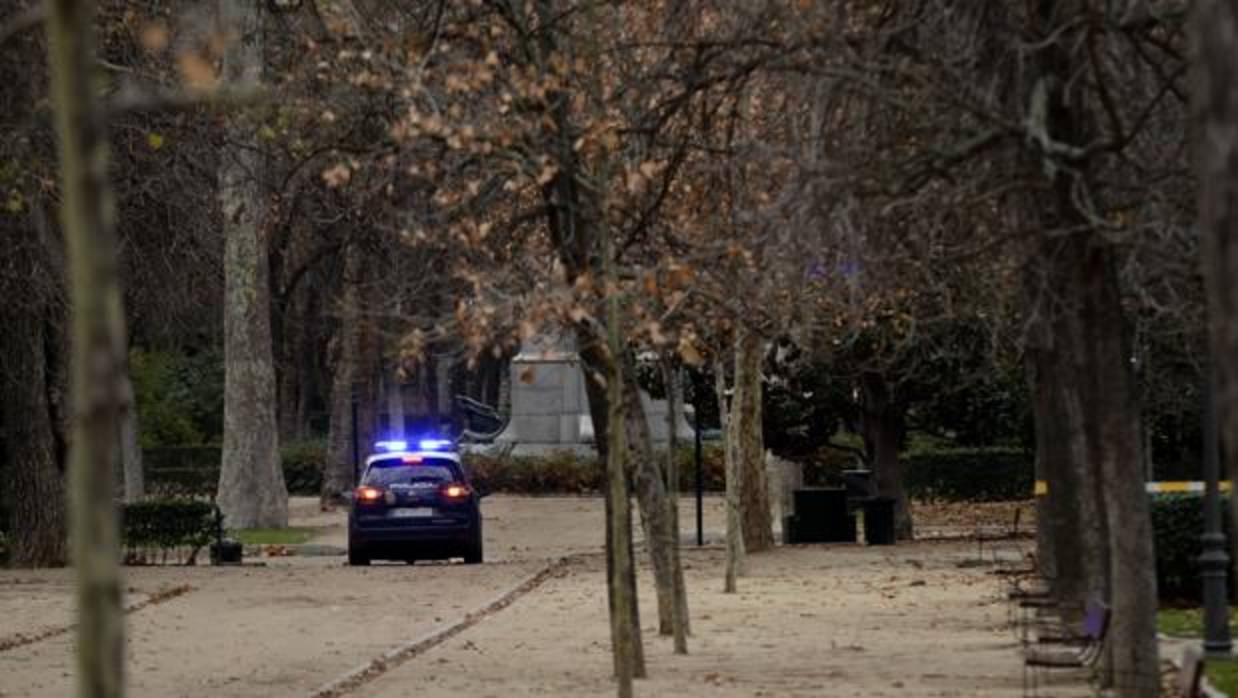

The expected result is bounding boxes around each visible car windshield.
[362,458,458,488]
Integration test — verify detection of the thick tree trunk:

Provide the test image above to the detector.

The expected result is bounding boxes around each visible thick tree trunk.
[45,0,129,693]
[3,200,67,567]
[734,328,774,551]
[1,291,67,567]
[217,0,287,529]
[1016,1,1156,684]
[717,358,744,592]
[1195,0,1238,587]
[1022,239,1112,618]
[1080,241,1158,694]
[859,371,912,539]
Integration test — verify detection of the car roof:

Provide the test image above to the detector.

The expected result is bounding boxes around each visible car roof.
[363,450,462,468]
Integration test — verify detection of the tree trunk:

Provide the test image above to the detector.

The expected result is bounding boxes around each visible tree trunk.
[323,246,360,504]
[1,280,67,567]
[1079,239,1158,695]
[353,283,380,450]
[1014,2,1156,687]
[217,0,287,529]
[1022,244,1110,617]
[734,327,774,551]
[619,358,683,638]
[605,357,641,695]
[45,0,129,693]
[275,293,302,443]
[601,166,642,695]
[119,368,144,502]
[1195,0,1238,589]
[859,371,912,539]
[385,362,405,438]
[662,358,689,652]
[717,357,744,593]
[574,327,644,683]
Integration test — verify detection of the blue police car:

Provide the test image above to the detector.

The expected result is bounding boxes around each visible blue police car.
[347,439,484,566]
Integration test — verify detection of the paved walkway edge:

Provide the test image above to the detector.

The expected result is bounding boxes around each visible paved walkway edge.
[307,557,574,698]
[0,583,194,654]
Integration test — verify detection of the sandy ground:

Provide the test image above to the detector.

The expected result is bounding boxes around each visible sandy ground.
[363,542,1082,698]
[1,496,1090,697]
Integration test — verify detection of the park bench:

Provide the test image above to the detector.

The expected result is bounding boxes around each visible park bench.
[999,552,1059,641]
[1178,646,1204,698]
[1021,597,1109,696]
[973,506,1025,564]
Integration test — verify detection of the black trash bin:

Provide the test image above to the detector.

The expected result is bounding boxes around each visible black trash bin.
[841,469,875,502]
[787,488,855,543]
[863,497,896,545]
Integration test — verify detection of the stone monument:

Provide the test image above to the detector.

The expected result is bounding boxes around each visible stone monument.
[480,332,692,455]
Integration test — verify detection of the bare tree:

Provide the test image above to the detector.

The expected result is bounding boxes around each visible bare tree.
[45,0,130,692]
[216,0,288,528]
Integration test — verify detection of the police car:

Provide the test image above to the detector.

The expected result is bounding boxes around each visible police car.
[347,439,484,566]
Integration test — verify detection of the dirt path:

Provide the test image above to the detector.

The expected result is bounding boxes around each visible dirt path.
[1,496,1073,697]
[360,542,1087,698]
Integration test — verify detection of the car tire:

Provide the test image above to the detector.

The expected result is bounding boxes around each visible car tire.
[463,530,483,565]
[348,545,370,566]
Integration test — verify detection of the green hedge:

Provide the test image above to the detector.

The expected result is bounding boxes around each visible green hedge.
[281,440,325,494]
[122,498,217,563]
[464,445,726,495]
[902,447,1033,502]
[1151,494,1233,602]
[145,441,324,496]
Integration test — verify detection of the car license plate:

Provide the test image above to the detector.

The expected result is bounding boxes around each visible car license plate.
[390,507,434,518]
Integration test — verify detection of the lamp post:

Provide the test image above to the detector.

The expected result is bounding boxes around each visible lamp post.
[695,400,704,547]
[350,397,360,487]
[1201,372,1231,656]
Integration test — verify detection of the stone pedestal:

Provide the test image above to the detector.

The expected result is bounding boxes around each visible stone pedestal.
[766,452,803,524]
[484,333,692,455]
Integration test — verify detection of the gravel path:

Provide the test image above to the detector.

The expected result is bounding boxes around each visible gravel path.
[1,495,1092,697]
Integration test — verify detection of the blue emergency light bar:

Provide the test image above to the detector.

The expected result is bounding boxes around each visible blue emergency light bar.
[374,438,453,453]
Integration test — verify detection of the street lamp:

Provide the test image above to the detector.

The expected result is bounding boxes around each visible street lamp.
[1201,372,1231,656]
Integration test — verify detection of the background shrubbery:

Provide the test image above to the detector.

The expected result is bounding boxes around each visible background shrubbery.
[121,498,217,563]
[146,439,326,496]
[1150,493,1233,602]
[140,442,1040,499]
[902,447,1033,502]
[464,446,727,494]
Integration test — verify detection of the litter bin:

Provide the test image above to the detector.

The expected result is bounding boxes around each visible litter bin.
[787,488,855,543]
[841,469,875,502]
[863,497,896,545]
[210,539,243,565]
